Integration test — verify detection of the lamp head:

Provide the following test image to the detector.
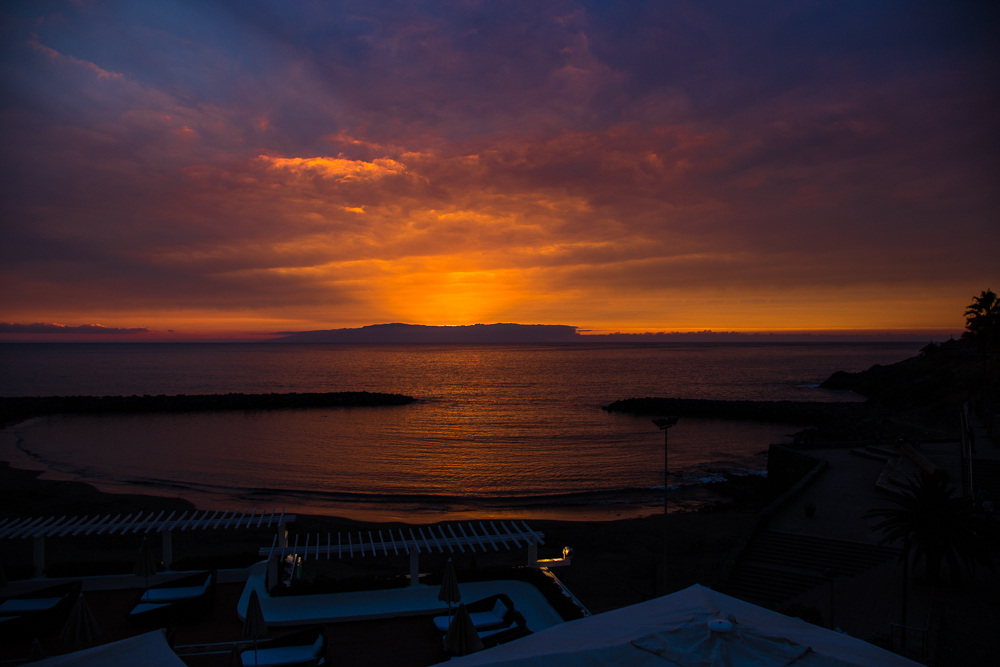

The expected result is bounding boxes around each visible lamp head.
[652,417,679,429]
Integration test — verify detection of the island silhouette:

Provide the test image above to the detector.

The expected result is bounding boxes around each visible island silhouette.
[271,322,942,344]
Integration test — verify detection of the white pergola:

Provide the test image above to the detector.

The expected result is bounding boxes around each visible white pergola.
[0,507,293,577]
[258,520,564,586]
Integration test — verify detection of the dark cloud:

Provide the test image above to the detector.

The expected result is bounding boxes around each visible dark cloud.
[0,1,996,331]
[0,322,149,334]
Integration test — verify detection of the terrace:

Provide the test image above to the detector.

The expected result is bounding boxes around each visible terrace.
[0,519,582,666]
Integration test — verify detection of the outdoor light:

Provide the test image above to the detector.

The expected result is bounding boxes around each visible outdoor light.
[652,416,679,595]
[562,546,574,559]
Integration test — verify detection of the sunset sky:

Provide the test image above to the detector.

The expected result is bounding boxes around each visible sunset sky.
[1,1,997,338]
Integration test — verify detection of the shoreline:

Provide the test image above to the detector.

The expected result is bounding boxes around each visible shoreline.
[0,454,742,524]
[0,462,760,614]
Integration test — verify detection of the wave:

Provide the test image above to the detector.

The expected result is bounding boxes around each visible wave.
[118,473,755,512]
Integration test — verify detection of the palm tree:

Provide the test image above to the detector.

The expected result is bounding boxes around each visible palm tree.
[963,288,999,409]
[865,472,998,586]
[964,288,1000,355]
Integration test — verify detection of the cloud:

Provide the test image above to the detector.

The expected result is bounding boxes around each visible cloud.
[28,40,124,80]
[0,1,996,332]
[259,155,407,181]
[0,322,149,334]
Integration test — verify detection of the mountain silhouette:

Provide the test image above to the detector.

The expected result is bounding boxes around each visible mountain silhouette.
[272,323,579,343]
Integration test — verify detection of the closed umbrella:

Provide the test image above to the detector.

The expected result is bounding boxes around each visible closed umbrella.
[438,558,461,625]
[133,537,157,598]
[29,638,45,662]
[443,603,483,657]
[0,562,8,590]
[59,593,102,650]
[242,589,268,665]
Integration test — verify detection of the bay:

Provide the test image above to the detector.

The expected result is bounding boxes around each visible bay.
[0,342,920,520]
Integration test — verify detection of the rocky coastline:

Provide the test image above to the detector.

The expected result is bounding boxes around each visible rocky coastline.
[605,338,985,443]
[602,397,868,424]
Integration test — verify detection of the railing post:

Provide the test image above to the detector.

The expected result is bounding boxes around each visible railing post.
[409,550,419,586]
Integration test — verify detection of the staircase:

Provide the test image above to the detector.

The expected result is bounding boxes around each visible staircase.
[724,531,899,609]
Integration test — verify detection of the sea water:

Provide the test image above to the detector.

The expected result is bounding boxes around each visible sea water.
[0,343,920,520]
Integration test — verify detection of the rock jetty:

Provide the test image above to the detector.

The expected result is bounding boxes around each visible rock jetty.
[0,391,415,427]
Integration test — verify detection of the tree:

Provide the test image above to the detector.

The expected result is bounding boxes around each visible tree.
[964,288,999,356]
[963,288,999,408]
[865,472,998,586]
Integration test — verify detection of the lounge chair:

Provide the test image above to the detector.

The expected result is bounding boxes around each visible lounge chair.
[433,593,515,632]
[0,580,82,640]
[128,570,216,627]
[480,610,532,648]
[240,626,326,666]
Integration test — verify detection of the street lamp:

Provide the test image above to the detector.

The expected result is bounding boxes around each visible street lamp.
[652,416,678,595]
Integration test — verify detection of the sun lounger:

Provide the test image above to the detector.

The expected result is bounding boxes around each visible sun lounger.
[128,570,216,627]
[0,580,82,640]
[479,610,532,648]
[240,627,326,666]
[139,576,211,603]
[0,598,63,614]
[433,593,515,632]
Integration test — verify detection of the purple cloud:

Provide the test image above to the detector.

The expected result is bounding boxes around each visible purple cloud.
[0,1,996,331]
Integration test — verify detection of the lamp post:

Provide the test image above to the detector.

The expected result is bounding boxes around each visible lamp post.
[652,416,678,595]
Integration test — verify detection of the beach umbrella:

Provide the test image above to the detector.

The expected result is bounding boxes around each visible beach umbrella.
[133,537,157,597]
[227,643,242,667]
[438,558,461,624]
[241,589,268,665]
[443,603,483,657]
[59,593,102,650]
[28,638,45,662]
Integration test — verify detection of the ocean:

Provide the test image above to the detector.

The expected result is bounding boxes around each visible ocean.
[0,342,920,521]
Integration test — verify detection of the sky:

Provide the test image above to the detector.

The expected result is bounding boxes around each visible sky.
[1,1,997,339]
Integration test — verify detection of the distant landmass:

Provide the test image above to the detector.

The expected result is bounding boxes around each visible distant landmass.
[272,323,951,344]
[273,323,579,343]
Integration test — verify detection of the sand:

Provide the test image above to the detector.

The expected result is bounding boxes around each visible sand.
[0,462,755,614]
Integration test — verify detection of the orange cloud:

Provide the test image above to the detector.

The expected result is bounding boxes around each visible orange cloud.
[1,2,995,336]
[259,155,407,181]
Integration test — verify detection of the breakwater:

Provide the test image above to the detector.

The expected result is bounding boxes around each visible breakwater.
[602,397,869,424]
[0,391,415,426]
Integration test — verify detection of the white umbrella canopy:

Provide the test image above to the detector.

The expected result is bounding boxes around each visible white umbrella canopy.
[227,644,243,667]
[447,585,924,667]
[29,637,45,662]
[133,537,157,596]
[34,630,186,667]
[632,615,838,667]
[438,558,462,623]
[444,603,485,657]
[58,593,102,651]
[242,588,268,665]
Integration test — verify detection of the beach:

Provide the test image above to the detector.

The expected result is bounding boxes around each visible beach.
[0,461,756,616]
